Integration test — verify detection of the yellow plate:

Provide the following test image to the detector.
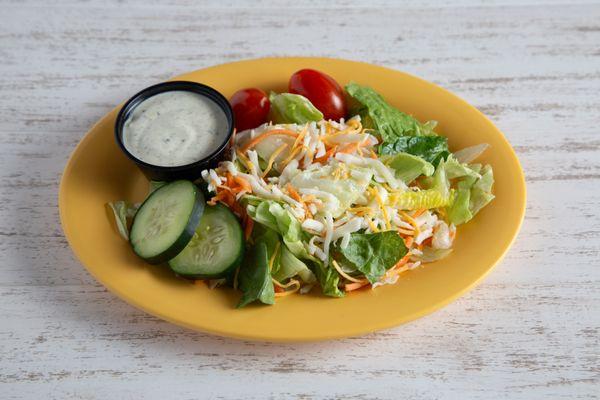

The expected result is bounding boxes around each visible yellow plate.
[59,57,526,341]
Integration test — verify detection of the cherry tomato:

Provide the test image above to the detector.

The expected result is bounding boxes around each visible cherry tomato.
[229,88,270,131]
[288,69,347,121]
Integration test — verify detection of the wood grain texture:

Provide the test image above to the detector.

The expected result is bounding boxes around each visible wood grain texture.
[1,1,599,399]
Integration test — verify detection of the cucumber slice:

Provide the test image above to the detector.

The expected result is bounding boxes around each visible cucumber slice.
[129,180,204,264]
[168,204,244,279]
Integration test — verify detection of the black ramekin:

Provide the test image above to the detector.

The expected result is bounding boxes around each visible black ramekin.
[114,81,234,182]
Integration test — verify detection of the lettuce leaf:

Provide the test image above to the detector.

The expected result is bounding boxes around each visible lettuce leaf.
[470,165,495,215]
[346,83,436,144]
[388,189,453,210]
[269,92,323,124]
[379,136,450,165]
[106,201,138,240]
[453,143,489,164]
[381,152,435,183]
[237,241,275,308]
[334,231,407,284]
[245,199,343,296]
[446,163,495,225]
[311,259,344,297]
[273,245,317,284]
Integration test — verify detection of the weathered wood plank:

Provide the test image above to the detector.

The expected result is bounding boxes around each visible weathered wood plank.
[0,1,599,399]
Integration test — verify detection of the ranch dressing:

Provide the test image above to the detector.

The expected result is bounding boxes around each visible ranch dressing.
[123,91,229,167]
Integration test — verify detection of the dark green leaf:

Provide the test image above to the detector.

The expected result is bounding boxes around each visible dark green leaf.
[236,242,275,308]
[336,231,407,284]
[379,136,450,165]
[310,259,344,297]
[345,83,436,144]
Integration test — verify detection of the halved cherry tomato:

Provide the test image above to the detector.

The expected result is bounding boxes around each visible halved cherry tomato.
[229,88,270,131]
[289,69,346,121]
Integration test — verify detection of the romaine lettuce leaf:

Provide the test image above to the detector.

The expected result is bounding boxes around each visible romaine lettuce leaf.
[246,200,309,259]
[389,189,453,210]
[453,143,489,164]
[346,83,436,144]
[273,245,316,284]
[311,259,344,297]
[107,201,138,240]
[381,152,435,183]
[446,164,495,225]
[334,231,407,283]
[379,135,450,165]
[469,165,495,215]
[269,92,323,124]
[237,241,275,308]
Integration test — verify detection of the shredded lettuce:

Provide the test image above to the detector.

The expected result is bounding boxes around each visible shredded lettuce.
[269,92,323,124]
[289,164,372,217]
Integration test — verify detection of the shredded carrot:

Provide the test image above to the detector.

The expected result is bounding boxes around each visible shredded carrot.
[286,184,302,203]
[398,228,414,236]
[394,253,411,269]
[272,278,301,297]
[314,146,337,163]
[233,175,252,192]
[208,191,228,205]
[403,236,414,248]
[274,283,301,297]
[412,208,426,218]
[369,149,378,159]
[422,236,433,247]
[241,129,298,153]
[345,281,370,291]
[337,142,360,155]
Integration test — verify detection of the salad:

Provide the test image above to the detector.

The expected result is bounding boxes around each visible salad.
[108,69,494,308]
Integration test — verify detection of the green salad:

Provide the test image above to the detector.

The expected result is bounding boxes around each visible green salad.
[108,69,494,308]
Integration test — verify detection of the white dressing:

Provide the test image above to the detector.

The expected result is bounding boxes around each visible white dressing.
[123,91,228,167]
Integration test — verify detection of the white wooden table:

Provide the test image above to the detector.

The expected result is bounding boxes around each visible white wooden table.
[1,1,599,398]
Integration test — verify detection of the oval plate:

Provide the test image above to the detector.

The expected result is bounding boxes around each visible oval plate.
[59,58,526,342]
